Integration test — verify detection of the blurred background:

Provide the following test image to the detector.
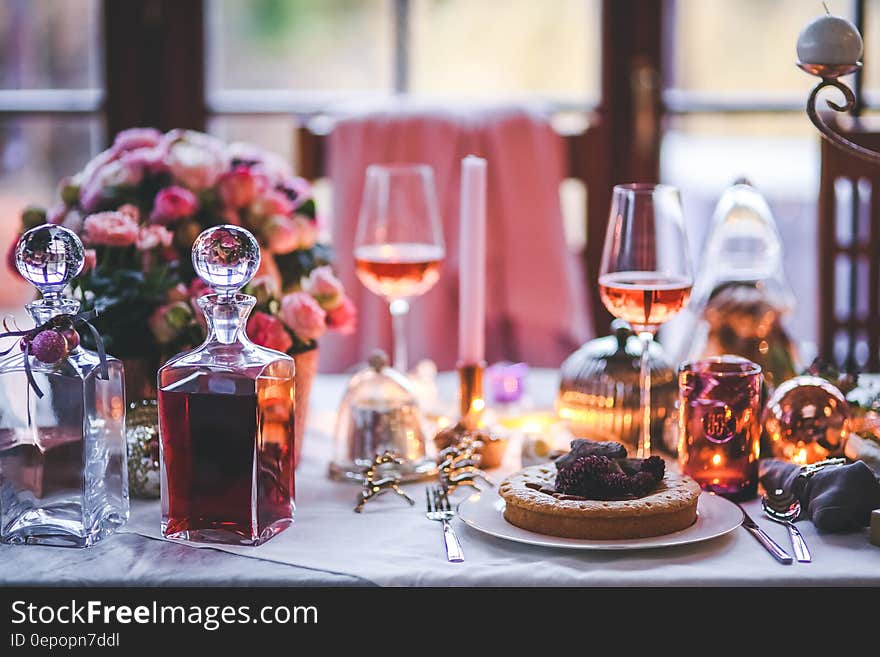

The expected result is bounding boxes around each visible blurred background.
[0,0,874,365]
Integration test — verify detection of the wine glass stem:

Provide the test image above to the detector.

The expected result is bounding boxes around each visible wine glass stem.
[389,298,410,372]
[638,330,654,459]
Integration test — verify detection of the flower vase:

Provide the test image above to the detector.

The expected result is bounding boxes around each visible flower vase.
[294,348,318,468]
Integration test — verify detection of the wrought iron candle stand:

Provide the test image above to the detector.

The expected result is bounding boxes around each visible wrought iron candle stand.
[799,60,880,163]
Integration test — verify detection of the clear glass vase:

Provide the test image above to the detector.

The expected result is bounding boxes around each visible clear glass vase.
[0,225,128,547]
[158,226,295,546]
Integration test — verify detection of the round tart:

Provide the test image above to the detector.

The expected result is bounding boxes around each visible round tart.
[499,463,701,540]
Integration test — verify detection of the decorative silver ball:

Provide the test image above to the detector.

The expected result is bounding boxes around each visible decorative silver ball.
[15,225,85,295]
[191,225,260,296]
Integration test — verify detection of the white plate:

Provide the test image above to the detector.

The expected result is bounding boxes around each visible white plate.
[456,491,743,551]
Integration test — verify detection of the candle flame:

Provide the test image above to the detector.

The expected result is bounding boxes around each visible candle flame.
[711,453,723,467]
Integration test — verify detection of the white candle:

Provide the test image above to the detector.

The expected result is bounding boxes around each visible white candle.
[459,155,487,365]
[797,13,863,65]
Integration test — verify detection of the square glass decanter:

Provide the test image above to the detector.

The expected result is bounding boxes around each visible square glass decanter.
[158,226,296,546]
[0,225,128,547]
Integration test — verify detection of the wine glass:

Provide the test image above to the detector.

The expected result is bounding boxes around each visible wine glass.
[354,164,445,372]
[598,184,693,458]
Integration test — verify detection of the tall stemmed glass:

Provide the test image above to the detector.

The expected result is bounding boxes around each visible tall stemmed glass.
[598,184,693,458]
[354,164,445,373]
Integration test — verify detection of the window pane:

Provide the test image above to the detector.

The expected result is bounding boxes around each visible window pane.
[0,116,102,307]
[660,114,819,352]
[669,0,852,94]
[410,0,600,101]
[207,0,393,91]
[0,0,101,89]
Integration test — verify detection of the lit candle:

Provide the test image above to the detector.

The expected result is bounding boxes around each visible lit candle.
[796,10,863,65]
[458,155,487,365]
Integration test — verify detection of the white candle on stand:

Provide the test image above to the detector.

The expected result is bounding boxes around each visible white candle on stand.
[459,155,487,365]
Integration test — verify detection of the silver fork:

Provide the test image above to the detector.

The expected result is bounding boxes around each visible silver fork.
[425,485,464,562]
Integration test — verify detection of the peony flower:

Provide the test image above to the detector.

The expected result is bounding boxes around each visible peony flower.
[246,311,293,353]
[303,265,344,310]
[136,224,174,251]
[163,130,227,190]
[262,215,301,255]
[82,211,140,247]
[292,214,318,249]
[82,249,97,273]
[113,128,162,152]
[80,159,143,212]
[326,295,357,335]
[151,186,198,224]
[250,188,294,220]
[120,144,168,175]
[148,301,194,344]
[279,291,326,341]
[218,165,264,209]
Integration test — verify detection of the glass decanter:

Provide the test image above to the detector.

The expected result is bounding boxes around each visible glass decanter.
[0,225,128,547]
[158,225,295,546]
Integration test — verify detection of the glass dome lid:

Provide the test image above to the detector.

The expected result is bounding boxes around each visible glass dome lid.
[690,182,795,313]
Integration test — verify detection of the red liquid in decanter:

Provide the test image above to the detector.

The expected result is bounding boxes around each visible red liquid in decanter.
[158,370,295,545]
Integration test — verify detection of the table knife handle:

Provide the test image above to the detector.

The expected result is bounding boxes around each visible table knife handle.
[744,524,793,564]
[786,523,812,563]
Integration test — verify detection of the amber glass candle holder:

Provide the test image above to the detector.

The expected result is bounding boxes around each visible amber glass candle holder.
[678,356,762,500]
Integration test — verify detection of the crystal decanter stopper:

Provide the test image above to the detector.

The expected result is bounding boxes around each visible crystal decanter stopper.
[0,225,128,547]
[158,225,296,546]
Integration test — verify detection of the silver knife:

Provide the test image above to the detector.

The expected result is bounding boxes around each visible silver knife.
[737,503,793,564]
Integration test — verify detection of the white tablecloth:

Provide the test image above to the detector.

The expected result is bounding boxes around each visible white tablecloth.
[3,370,880,587]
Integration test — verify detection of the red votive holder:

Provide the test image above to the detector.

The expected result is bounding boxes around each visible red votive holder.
[486,362,528,404]
[678,356,762,501]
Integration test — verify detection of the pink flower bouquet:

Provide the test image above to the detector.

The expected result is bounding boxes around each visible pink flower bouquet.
[17,128,355,365]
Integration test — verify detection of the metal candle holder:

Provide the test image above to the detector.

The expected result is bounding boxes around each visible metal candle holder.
[799,60,880,164]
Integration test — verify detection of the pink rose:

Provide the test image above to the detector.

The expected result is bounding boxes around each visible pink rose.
[82,249,97,273]
[262,215,301,255]
[151,186,198,224]
[326,296,357,335]
[279,292,326,341]
[82,211,140,247]
[113,128,162,152]
[163,130,227,190]
[251,189,294,220]
[303,265,344,309]
[246,311,293,353]
[218,165,265,209]
[136,224,174,251]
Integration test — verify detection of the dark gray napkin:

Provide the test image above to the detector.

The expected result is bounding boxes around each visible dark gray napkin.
[759,459,880,532]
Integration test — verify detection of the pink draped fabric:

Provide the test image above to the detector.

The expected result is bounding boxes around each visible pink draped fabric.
[318,102,592,373]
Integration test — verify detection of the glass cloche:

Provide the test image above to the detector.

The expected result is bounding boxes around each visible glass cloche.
[557,320,678,454]
[680,181,799,389]
[330,350,434,482]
